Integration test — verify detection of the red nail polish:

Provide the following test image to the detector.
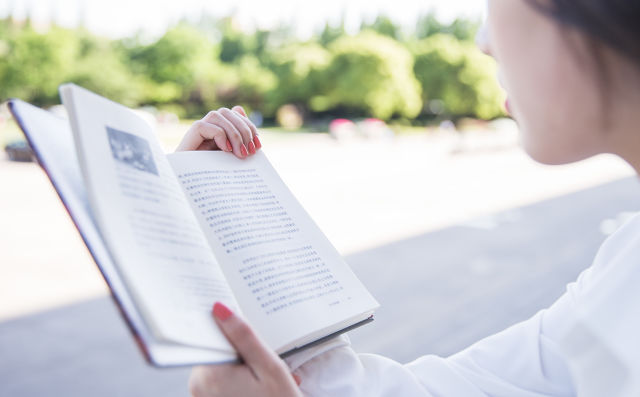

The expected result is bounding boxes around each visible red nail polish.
[212,302,233,320]
[240,144,248,157]
[292,373,302,386]
[226,140,233,152]
[248,140,256,154]
[253,135,262,149]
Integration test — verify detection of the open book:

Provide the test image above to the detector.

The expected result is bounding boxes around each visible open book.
[9,84,378,367]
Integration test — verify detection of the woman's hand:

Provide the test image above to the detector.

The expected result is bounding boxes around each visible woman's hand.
[176,106,262,158]
[188,303,303,397]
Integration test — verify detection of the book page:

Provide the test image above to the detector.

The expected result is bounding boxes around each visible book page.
[168,150,379,351]
[10,99,238,365]
[61,85,238,352]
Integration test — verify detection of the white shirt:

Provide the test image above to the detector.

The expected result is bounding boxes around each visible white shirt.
[286,213,640,396]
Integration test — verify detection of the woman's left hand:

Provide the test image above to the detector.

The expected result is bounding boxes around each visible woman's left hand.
[188,303,303,397]
[176,106,261,159]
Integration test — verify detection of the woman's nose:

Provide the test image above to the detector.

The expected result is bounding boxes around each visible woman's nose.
[476,24,492,56]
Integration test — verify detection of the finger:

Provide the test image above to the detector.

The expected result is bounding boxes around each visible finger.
[231,106,261,152]
[232,105,248,118]
[223,108,256,155]
[212,302,284,378]
[204,110,247,158]
[176,121,231,152]
[230,114,257,154]
[232,106,259,137]
[292,373,301,386]
[231,106,261,151]
[220,108,255,148]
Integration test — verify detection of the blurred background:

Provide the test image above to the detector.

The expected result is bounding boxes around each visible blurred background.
[0,0,501,129]
[1,1,639,396]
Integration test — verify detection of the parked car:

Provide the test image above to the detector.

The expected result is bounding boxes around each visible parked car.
[4,141,34,162]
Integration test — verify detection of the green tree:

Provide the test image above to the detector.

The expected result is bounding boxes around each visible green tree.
[0,25,77,104]
[127,24,217,86]
[265,42,331,114]
[415,12,444,39]
[215,18,277,63]
[124,24,221,112]
[66,32,143,106]
[360,15,400,40]
[316,32,422,120]
[319,21,346,47]
[250,29,271,60]
[0,23,142,106]
[218,17,246,64]
[213,55,278,114]
[0,13,503,123]
[412,34,504,119]
[446,18,481,42]
[416,12,480,41]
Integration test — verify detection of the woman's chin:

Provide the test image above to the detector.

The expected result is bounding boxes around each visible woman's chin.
[522,139,597,166]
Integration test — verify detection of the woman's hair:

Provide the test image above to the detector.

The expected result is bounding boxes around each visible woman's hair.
[528,0,640,66]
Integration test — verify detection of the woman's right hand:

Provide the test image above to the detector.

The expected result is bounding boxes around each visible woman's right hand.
[176,106,262,158]
[188,303,303,397]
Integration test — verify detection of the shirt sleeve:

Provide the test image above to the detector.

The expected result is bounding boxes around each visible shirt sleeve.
[285,214,640,397]
[286,302,576,397]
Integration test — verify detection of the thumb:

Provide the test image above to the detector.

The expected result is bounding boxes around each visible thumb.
[232,105,248,118]
[292,373,302,386]
[212,302,284,377]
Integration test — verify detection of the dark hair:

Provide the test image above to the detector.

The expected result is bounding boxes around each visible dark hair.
[528,0,640,66]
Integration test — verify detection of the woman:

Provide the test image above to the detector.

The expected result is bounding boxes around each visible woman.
[179,0,640,395]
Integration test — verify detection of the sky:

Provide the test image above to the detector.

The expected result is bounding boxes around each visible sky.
[1,0,486,39]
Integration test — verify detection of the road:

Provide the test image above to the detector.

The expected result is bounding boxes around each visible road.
[1,177,639,396]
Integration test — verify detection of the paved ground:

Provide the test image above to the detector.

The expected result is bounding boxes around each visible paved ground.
[347,177,640,361]
[1,127,639,396]
[0,129,634,320]
[1,177,639,396]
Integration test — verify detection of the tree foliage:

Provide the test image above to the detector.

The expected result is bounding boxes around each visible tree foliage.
[125,24,219,107]
[412,34,504,119]
[361,15,401,40]
[416,12,481,42]
[0,15,504,123]
[266,42,331,113]
[317,32,422,119]
[0,25,76,104]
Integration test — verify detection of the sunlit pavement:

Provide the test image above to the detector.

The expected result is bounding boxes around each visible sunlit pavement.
[1,130,639,396]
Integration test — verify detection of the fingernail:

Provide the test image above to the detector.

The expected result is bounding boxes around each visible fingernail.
[253,135,262,149]
[292,373,301,386]
[226,140,233,152]
[248,140,256,154]
[212,302,233,321]
[240,144,248,157]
